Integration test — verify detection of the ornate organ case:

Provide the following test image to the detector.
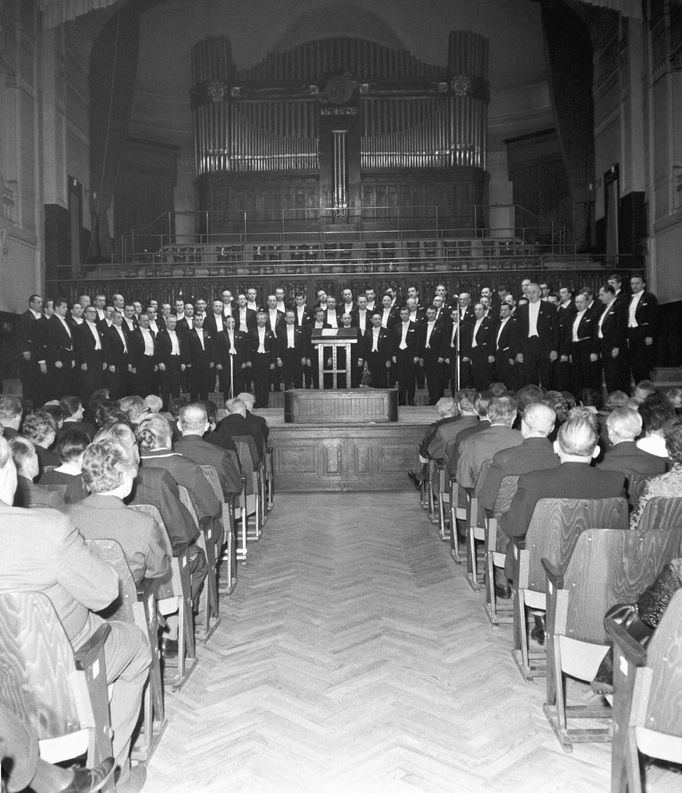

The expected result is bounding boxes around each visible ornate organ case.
[191,32,489,236]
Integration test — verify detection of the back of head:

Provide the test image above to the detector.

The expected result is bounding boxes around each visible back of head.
[557,415,598,458]
[476,391,492,418]
[639,393,676,435]
[436,396,457,418]
[579,387,603,410]
[179,403,208,435]
[136,414,173,451]
[633,379,656,402]
[605,390,630,411]
[144,394,163,414]
[168,395,189,419]
[606,406,642,442]
[487,396,518,426]
[120,395,148,424]
[542,392,569,425]
[237,392,255,411]
[82,439,137,494]
[21,411,56,446]
[198,400,218,426]
[664,417,682,464]
[41,403,64,427]
[9,435,37,473]
[94,422,140,464]
[568,405,599,432]
[522,403,556,437]
[59,395,82,419]
[226,397,247,418]
[56,428,90,464]
[456,388,478,415]
[0,396,23,425]
[665,387,682,410]
[94,399,126,430]
[488,382,507,398]
[516,384,544,412]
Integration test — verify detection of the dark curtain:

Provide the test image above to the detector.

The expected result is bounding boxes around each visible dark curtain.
[89,4,140,259]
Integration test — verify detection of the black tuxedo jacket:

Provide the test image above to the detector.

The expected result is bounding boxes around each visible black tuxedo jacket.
[155,328,187,366]
[235,307,257,332]
[246,327,277,362]
[204,313,228,337]
[391,321,420,357]
[629,291,659,335]
[570,311,598,351]
[350,308,372,334]
[494,317,521,358]
[362,327,392,360]
[265,310,286,334]
[515,300,559,353]
[17,310,47,360]
[276,324,307,358]
[186,328,216,366]
[46,314,74,367]
[129,327,156,369]
[106,324,132,371]
[74,321,108,367]
[420,322,447,358]
[461,316,496,357]
[597,300,627,350]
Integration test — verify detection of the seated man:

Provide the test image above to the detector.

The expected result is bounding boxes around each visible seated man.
[66,439,170,585]
[598,406,669,476]
[426,388,479,464]
[9,436,64,509]
[0,435,149,793]
[478,403,560,512]
[211,397,262,462]
[175,402,242,499]
[408,396,458,490]
[500,414,626,580]
[237,391,268,452]
[456,396,523,490]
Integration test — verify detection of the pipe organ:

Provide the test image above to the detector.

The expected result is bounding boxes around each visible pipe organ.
[191,32,489,234]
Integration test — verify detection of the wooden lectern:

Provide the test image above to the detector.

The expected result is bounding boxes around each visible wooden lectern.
[310,328,358,389]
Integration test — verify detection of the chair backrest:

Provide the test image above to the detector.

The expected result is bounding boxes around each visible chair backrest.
[525,497,628,592]
[634,496,682,538]
[561,529,676,645]
[0,591,81,739]
[85,538,138,623]
[625,471,654,509]
[128,502,174,557]
[199,464,224,503]
[492,475,518,516]
[643,588,682,737]
[177,485,200,527]
[233,435,259,470]
[473,459,492,497]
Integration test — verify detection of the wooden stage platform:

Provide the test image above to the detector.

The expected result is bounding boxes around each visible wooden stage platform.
[259,404,433,492]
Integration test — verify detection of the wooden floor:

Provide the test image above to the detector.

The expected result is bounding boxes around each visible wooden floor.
[143,493,681,793]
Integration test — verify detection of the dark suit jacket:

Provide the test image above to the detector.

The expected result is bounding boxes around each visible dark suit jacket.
[74,321,108,367]
[155,328,187,366]
[186,328,216,367]
[140,449,220,521]
[175,434,242,497]
[276,324,307,359]
[456,425,524,489]
[246,328,277,364]
[494,317,521,358]
[597,300,627,350]
[478,436,559,510]
[515,300,559,353]
[265,310,285,335]
[129,327,157,370]
[15,475,64,509]
[67,494,170,584]
[501,462,625,539]
[597,441,668,476]
[293,306,313,327]
[17,309,46,360]
[106,325,132,373]
[128,466,198,551]
[461,317,496,358]
[361,327,392,361]
[213,413,262,459]
[420,322,447,358]
[246,410,269,445]
[629,291,659,335]
[235,307,257,333]
[0,500,118,647]
[45,314,74,368]
[391,321,420,357]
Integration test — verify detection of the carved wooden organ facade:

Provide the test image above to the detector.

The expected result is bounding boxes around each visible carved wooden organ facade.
[191,32,489,236]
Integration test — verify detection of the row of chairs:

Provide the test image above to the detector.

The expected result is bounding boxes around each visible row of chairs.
[0,439,275,777]
[418,457,682,790]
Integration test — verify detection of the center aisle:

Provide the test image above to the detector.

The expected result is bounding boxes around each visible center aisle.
[143,493,615,793]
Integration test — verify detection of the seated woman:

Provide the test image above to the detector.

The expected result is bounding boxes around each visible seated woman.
[8,436,63,509]
[59,395,96,439]
[630,416,682,529]
[21,411,59,471]
[66,438,170,585]
[636,393,676,458]
[37,427,90,503]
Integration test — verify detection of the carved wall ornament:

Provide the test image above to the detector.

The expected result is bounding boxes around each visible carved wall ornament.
[451,75,471,96]
[207,79,226,102]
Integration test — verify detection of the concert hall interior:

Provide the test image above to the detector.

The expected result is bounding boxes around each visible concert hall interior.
[1,1,682,793]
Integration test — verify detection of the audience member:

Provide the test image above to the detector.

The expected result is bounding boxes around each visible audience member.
[598,407,668,476]
[9,436,63,509]
[67,439,170,585]
[0,395,23,440]
[21,410,59,470]
[637,393,676,458]
[0,434,150,792]
[37,427,90,503]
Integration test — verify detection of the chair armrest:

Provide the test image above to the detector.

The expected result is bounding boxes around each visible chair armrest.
[605,619,649,668]
[74,623,111,670]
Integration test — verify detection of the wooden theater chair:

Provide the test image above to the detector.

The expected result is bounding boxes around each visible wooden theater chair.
[0,591,112,767]
[199,463,237,595]
[542,528,679,752]
[483,474,519,625]
[511,497,628,680]
[607,584,682,793]
[85,538,165,760]
[128,503,196,690]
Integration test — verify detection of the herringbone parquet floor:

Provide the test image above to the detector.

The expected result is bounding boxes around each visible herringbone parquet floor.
[143,493,681,793]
